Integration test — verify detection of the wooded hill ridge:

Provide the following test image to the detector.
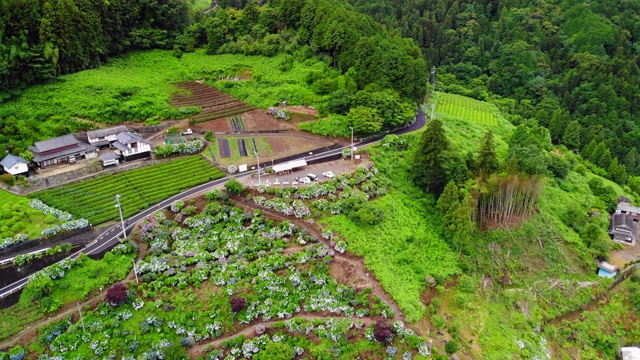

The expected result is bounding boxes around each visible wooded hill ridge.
[345,0,640,187]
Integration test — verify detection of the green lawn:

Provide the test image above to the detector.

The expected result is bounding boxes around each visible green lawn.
[31,156,224,225]
[0,190,61,239]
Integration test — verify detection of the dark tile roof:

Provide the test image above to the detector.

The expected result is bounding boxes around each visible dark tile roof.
[1,154,28,168]
[32,134,80,152]
[87,126,130,139]
[100,152,120,161]
[112,141,129,152]
[31,142,95,162]
[609,212,638,242]
[116,132,148,145]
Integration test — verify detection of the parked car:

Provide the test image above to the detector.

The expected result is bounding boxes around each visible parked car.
[182,128,193,135]
[322,171,335,178]
[307,173,318,181]
[298,177,311,184]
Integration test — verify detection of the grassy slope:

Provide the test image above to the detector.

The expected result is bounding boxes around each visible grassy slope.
[0,190,61,239]
[0,50,330,124]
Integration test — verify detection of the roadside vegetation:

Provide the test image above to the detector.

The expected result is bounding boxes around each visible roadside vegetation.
[0,191,63,240]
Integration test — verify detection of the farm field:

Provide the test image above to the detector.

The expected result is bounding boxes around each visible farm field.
[0,190,61,240]
[193,109,293,133]
[0,302,42,341]
[30,157,224,225]
[0,167,435,359]
[209,135,333,166]
[210,136,273,164]
[437,92,498,126]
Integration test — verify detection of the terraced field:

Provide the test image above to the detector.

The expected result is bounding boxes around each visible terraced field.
[437,92,498,126]
[170,82,254,123]
[31,157,225,225]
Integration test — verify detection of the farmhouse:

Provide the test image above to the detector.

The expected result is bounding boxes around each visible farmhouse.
[597,261,619,278]
[29,134,97,168]
[87,125,130,148]
[113,132,152,161]
[0,154,29,176]
[100,152,120,168]
[609,198,640,245]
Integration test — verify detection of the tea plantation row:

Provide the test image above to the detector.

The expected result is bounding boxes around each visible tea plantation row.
[31,157,225,225]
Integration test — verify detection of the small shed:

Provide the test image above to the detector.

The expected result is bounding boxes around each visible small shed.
[272,159,307,174]
[100,152,120,167]
[0,154,29,176]
[609,212,638,246]
[597,261,619,278]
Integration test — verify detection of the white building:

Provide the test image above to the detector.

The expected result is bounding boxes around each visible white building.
[113,132,152,161]
[1,154,29,176]
[100,152,120,167]
[87,126,130,147]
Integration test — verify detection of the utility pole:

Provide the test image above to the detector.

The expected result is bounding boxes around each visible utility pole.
[254,151,261,185]
[77,302,86,333]
[349,126,354,162]
[114,195,126,240]
[133,259,139,285]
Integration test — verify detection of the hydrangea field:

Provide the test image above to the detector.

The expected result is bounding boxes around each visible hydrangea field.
[1,191,433,359]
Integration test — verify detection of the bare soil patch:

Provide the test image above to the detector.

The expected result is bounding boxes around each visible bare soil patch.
[267,135,333,157]
[242,109,292,131]
[194,118,231,132]
[330,257,369,290]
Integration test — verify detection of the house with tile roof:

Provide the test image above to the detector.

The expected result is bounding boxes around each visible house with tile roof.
[87,125,130,148]
[113,132,152,161]
[29,134,97,168]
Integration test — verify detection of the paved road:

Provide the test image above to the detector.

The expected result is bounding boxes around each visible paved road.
[0,109,426,298]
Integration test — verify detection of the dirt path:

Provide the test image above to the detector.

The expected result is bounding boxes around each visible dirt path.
[232,199,406,325]
[188,315,374,358]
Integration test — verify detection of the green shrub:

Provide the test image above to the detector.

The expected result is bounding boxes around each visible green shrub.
[225,179,244,196]
[445,340,459,354]
[0,174,15,186]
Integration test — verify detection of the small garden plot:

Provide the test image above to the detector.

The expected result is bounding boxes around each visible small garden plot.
[241,109,292,130]
[218,138,231,158]
[170,82,238,109]
[31,156,224,225]
[237,138,248,157]
[437,92,498,126]
[267,135,334,155]
[14,196,419,358]
[230,115,245,131]
[210,137,273,165]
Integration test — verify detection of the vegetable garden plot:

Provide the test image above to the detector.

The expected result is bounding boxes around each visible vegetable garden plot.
[218,138,231,158]
[31,157,224,224]
[230,115,245,131]
[237,138,248,157]
[0,302,42,340]
[437,93,498,126]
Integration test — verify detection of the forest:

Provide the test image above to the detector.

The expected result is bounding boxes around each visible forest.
[346,0,640,188]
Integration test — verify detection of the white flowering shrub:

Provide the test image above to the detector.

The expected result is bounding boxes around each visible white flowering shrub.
[41,225,61,237]
[29,199,74,221]
[0,234,28,250]
[60,218,89,231]
[154,139,205,158]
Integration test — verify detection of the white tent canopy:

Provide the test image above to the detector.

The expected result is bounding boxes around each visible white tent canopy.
[273,159,307,173]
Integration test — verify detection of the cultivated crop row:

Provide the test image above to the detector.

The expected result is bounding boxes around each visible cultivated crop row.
[0,302,42,340]
[230,115,245,131]
[237,138,248,157]
[31,157,224,225]
[189,102,254,123]
[218,139,231,158]
[438,93,497,126]
[169,82,239,109]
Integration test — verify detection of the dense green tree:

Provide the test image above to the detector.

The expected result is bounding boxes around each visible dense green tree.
[549,109,570,144]
[608,158,627,185]
[437,181,460,213]
[347,106,383,135]
[413,119,448,193]
[581,140,598,160]
[476,131,499,175]
[561,121,582,151]
[447,196,474,253]
[625,148,640,176]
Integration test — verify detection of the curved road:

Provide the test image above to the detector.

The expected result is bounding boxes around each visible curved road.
[0,109,426,299]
